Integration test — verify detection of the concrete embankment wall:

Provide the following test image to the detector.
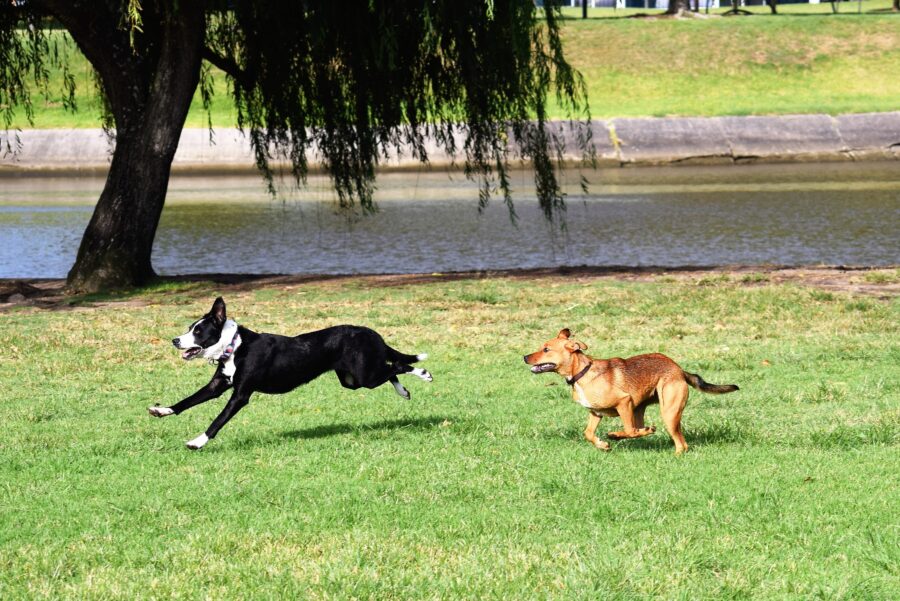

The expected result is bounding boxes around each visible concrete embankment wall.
[1,112,898,174]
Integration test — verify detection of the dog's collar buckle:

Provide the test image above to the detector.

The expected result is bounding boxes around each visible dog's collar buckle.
[566,361,592,386]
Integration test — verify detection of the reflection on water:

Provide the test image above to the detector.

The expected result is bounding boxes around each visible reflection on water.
[0,162,898,278]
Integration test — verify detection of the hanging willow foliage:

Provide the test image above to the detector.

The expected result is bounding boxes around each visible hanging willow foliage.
[204,1,591,224]
[3,1,590,225]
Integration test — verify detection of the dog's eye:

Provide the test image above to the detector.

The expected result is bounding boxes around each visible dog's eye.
[193,327,200,334]
[543,347,550,353]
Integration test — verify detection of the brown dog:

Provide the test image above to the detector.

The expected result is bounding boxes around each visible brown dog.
[524,329,738,454]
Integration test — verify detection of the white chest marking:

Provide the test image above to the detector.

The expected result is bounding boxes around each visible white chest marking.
[573,383,593,409]
[221,355,237,383]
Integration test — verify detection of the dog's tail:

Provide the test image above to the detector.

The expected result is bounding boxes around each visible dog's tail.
[683,371,739,394]
[387,346,427,364]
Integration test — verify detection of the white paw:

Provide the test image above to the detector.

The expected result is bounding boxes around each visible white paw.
[594,440,611,451]
[411,368,433,382]
[149,406,174,417]
[416,353,429,361]
[186,433,209,450]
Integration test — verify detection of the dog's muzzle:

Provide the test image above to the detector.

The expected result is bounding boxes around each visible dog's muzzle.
[173,338,203,360]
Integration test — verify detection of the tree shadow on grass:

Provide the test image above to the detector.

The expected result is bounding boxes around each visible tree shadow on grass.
[279,416,451,441]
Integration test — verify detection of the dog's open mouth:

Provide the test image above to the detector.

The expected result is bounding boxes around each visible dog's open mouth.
[530,363,556,374]
[181,347,203,360]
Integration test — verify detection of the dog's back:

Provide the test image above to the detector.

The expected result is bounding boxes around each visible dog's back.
[598,353,683,397]
[240,325,422,394]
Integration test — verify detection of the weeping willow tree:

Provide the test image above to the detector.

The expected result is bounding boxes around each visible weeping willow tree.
[1,1,590,292]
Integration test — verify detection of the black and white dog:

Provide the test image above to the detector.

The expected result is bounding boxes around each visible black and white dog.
[149,297,432,449]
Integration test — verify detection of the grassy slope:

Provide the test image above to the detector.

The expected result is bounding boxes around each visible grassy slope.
[556,9,900,118]
[1,274,897,599]
[7,2,899,129]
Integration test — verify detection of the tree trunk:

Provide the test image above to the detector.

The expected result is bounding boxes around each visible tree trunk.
[66,133,180,291]
[767,0,778,13]
[63,6,205,292]
[894,0,899,12]
[665,0,694,15]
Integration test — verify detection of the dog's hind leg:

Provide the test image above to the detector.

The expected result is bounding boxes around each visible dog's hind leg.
[151,374,231,417]
[393,363,433,383]
[607,401,656,440]
[407,366,433,382]
[385,345,433,383]
[356,362,432,393]
[186,388,251,450]
[660,381,689,454]
[632,401,656,435]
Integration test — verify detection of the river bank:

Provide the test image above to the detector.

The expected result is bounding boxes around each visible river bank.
[2,265,898,309]
[2,112,899,175]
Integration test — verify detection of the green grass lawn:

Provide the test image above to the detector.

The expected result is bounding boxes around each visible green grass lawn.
[1,273,897,598]
[554,1,900,117]
[6,1,899,129]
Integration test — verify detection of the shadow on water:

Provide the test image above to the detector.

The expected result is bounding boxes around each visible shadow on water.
[279,416,450,441]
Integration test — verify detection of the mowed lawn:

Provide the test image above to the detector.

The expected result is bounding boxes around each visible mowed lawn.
[8,2,900,129]
[556,6,900,118]
[1,273,898,599]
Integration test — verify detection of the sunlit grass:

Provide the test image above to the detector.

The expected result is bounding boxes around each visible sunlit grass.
[1,275,897,598]
[553,3,900,118]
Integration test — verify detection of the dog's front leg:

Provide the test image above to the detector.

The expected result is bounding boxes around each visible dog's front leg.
[149,374,231,417]
[584,412,610,451]
[186,388,251,450]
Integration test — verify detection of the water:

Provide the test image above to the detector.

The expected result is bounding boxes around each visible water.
[0,162,898,278]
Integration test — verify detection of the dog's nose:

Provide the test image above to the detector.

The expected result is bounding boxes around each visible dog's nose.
[172,338,180,347]
[523,355,528,363]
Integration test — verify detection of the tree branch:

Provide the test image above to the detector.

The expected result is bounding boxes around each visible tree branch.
[202,47,252,90]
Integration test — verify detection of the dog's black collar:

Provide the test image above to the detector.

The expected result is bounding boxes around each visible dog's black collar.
[566,361,593,386]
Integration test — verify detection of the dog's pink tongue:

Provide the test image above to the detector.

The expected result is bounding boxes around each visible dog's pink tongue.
[182,350,193,359]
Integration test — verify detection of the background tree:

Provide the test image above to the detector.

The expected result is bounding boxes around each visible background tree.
[665,0,695,16]
[0,1,590,292]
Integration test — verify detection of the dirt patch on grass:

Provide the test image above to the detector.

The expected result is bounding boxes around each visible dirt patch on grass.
[1,265,897,312]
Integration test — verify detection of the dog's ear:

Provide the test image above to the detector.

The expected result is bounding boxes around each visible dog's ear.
[557,328,571,340]
[211,297,226,325]
[565,340,588,353]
